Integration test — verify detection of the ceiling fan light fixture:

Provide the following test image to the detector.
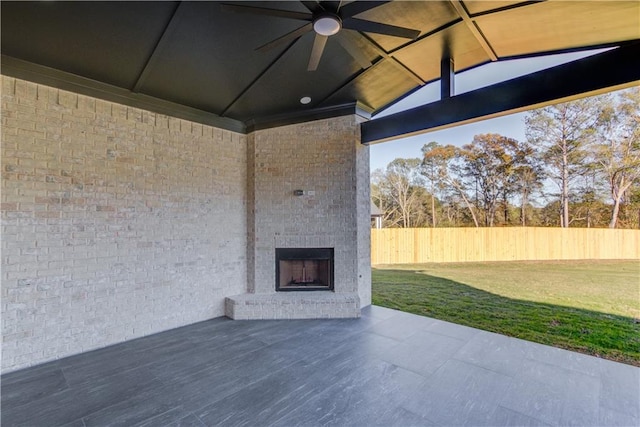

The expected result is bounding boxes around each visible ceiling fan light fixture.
[313,15,341,36]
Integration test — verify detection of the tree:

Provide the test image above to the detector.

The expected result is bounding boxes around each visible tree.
[593,88,640,228]
[622,183,640,228]
[526,98,598,227]
[456,134,522,226]
[512,141,544,226]
[422,143,479,227]
[420,141,446,227]
[572,166,607,227]
[371,158,429,228]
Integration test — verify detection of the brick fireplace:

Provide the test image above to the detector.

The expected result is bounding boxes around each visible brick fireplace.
[225,115,371,320]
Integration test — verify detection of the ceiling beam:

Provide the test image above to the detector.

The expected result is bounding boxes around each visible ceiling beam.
[219,35,300,117]
[357,33,425,86]
[315,31,425,110]
[361,42,640,144]
[448,0,498,61]
[441,57,455,99]
[132,2,183,93]
[469,1,544,18]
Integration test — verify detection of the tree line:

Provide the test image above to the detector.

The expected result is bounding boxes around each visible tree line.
[371,88,640,229]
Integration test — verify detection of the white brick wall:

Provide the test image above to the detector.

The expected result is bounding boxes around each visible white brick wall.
[1,76,248,373]
[1,75,373,371]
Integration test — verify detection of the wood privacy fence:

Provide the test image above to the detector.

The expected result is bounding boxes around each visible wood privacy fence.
[371,227,640,264]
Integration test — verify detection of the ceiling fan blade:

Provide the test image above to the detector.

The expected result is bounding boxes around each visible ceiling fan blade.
[300,1,323,13]
[308,34,328,71]
[256,23,313,52]
[343,17,420,39]
[320,1,342,12]
[339,1,390,18]
[221,3,312,21]
[337,32,372,69]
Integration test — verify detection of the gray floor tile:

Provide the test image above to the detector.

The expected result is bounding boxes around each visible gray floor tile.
[154,349,292,414]
[148,334,268,381]
[598,406,640,427]
[2,307,637,427]
[363,406,438,427]
[361,304,399,320]
[598,357,640,419]
[56,342,133,371]
[1,359,62,384]
[170,413,208,427]
[270,360,427,427]
[424,318,481,341]
[314,364,430,427]
[82,390,186,427]
[559,373,601,427]
[507,358,601,427]
[324,330,402,362]
[61,336,192,386]
[379,330,467,376]
[457,325,606,427]
[453,331,531,377]
[134,407,190,427]
[1,364,69,409]
[499,376,565,426]
[298,318,376,345]
[3,365,165,426]
[246,319,320,345]
[402,359,513,426]
[195,353,366,426]
[519,338,603,377]
[368,311,439,341]
[487,406,552,427]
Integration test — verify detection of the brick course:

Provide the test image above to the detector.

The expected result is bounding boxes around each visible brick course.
[1,76,248,372]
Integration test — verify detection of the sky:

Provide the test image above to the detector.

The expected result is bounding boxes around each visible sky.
[368,49,608,172]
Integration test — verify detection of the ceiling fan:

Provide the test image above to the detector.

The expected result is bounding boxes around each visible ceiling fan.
[222,1,420,71]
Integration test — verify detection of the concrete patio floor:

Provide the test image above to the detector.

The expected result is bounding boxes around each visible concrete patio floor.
[2,305,639,427]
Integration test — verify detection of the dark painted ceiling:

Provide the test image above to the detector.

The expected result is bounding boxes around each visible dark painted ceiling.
[2,1,639,131]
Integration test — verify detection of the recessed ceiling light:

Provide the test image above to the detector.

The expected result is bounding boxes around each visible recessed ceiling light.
[300,96,312,105]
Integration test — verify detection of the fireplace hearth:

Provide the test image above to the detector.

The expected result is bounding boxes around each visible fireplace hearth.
[276,248,334,291]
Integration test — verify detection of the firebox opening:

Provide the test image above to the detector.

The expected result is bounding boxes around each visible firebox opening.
[276,248,334,291]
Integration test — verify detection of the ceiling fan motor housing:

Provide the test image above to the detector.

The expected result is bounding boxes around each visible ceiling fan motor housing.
[313,13,342,36]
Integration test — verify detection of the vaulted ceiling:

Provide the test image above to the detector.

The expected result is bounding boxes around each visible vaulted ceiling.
[2,1,639,133]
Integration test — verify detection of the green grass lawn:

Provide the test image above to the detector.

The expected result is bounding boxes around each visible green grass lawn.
[372,260,640,366]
